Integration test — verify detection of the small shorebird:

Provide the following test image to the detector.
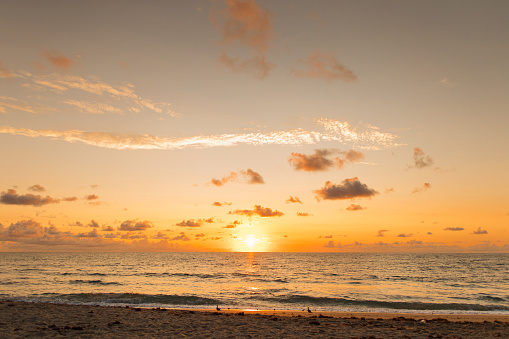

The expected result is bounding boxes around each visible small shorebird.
[216,305,221,311]
[307,307,312,313]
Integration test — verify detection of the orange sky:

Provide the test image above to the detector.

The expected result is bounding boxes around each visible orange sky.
[0,0,508,252]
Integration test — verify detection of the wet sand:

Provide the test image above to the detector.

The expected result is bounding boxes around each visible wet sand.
[1,301,508,338]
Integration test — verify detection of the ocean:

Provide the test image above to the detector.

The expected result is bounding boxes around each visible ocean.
[1,252,507,314]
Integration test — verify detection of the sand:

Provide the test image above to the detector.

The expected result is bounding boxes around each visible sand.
[1,301,508,338]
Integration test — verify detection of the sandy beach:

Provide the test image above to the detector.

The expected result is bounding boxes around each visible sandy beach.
[1,301,508,338]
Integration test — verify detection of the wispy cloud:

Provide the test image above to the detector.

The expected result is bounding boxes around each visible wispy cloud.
[2,70,175,116]
[444,227,464,231]
[412,183,432,194]
[0,60,13,78]
[0,118,402,150]
[211,0,274,79]
[292,50,356,82]
[28,184,46,192]
[314,177,378,201]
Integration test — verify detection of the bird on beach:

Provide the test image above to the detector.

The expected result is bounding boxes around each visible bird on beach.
[216,305,221,311]
[307,307,312,313]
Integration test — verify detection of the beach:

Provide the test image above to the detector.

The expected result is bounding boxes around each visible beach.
[1,301,508,338]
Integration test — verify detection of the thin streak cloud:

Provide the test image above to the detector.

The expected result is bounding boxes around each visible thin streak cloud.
[0,118,402,151]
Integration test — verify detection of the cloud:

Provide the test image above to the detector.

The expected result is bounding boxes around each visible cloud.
[195,233,205,238]
[377,229,388,237]
[296,212,311,217]
[171,232,191,241]
[62,196,78,202]
[6,70,175,115]
[77,229,101,238]
[0,189,60,206]
[175,218,214,227]
[103,226,115,232]
[288,149,334,172]
[43,50,74,71]
[289,148,365,172]
[345,204,366,211]
[0,118,402,151]
[472,227,488,235]
[87,220,100,228]
[223,220,241,228]
[1,220,44,238]
[241,168,265,184]
[314,178,378,201]
[229,204,284,217]
[0,97,55,114]
[292,51,356,82]
[0,60,13,78]
[212,201,232,206]
[69,221,83,227]
[219,53,274,80]
[210,168,264,186]
[439,78,457,87]
[286,196,302,204]
[410,147,434,169]
[211,0,274,79]
[64,100,123,115]
[118,220,153,231]
[397,233,413,238]
[444,227,464,231]
[85,194,99,200]
[412,183,432,194]
[319,235,333,238]
[28,184,46,192]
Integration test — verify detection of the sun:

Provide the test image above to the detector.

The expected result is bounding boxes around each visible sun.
[245,234,257,249]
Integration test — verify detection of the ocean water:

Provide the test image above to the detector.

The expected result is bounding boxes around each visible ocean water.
[0,252,507,314]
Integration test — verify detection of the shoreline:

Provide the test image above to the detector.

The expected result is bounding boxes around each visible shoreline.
[1,301,508,338]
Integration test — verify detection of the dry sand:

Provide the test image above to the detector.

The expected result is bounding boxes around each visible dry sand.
[1,300,508,338]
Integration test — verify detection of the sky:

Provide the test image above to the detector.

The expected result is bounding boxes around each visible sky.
[0,0,508,252]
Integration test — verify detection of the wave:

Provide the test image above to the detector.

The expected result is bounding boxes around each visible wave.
[16,293,222,307]
[251,294,509,312]
[69,279,122,286]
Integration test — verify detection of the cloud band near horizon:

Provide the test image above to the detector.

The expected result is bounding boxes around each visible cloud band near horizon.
[0,118,402,151]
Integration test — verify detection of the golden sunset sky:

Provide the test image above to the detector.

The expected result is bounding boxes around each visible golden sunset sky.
[0,0,508,252]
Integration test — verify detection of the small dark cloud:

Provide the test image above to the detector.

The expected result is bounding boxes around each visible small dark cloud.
[324,240,336,248]
[69,221,83,227]
[223,220,241,229]
[314,178,378,201]
[229,205,284,217]
[377,229,388,237]
[427,232,433,235]
[118,220,153,231]
[210,169,264,186]
[241,169,265,184]
[195,233,205,239]
[170,232,190,241]
[286,196,302,204]
[85,194,99,200]
[0,189,60,206]
[319,235,333,239]
[397,233,413,238]
[444,227,464,231]
[87,220,100,228]
[410,147,434,169]
[90,184,99,189]
[472,227,488,235]
[77,229,101,238]
[175,219,202,227]
[345,204,366,211]
[213,201,232,206]
[288,149,333,172]
[28,184,46,192]
[296,212,311,217]
[102,226,115,232]
[62,196,78,202]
